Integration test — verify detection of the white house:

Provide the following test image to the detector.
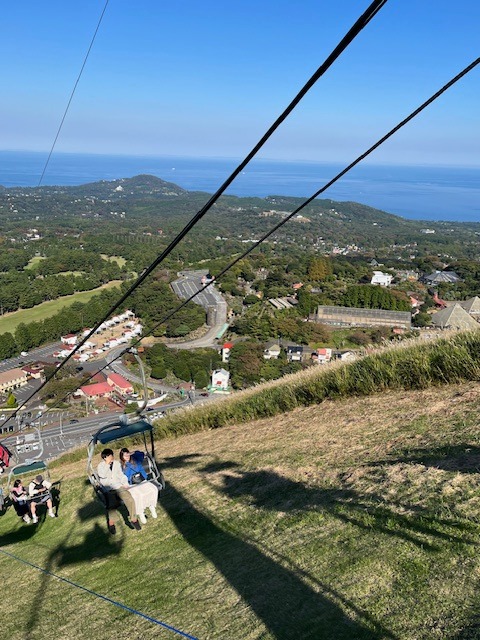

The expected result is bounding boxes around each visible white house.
[211,368,230,392]
[370,271,393,287]
[263,342,281,360]
[311,348,332,365]
[61,333,78,346]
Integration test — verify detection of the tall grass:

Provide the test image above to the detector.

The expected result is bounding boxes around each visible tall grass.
[157,330,480,438]
[50,330,480,470]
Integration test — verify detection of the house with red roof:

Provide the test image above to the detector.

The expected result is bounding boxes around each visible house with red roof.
[107,372,134,396]
[311,348,332,365]
[79,382,112,399]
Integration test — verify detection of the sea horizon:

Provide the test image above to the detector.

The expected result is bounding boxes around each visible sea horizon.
[1,150,479,223]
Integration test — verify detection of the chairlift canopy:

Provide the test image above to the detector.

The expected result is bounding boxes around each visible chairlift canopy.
[10,460,48,477]
[92,419,153,445]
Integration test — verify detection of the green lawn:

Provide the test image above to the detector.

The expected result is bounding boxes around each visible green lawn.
[24,256,46,270]
[0,281,122,334]
[100,254,127,267]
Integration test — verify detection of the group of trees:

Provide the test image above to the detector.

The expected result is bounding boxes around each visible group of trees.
[232,306,331,344]
[341,285,410,311]
[228,342,303,389]
[129,280,205,338]
[0,268,122,313]
[145,343,220,388]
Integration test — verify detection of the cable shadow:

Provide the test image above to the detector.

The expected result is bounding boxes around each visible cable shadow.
[205,464,476,551]
[162,481,394,640]
[23,481,123,639]
[370,444,480,474]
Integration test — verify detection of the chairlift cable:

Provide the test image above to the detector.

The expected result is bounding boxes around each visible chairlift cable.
[8,0,388,415]
[0,548,198,640]
[14,56,480,425]
[37,1,110,187]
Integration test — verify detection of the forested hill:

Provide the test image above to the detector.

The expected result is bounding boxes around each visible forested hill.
[1,174,479,260]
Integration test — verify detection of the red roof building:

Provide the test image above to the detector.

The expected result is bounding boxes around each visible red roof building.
[107,373,133,396]
[80,382,112,398]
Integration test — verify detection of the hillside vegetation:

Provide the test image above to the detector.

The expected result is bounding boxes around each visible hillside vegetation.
[2,331,480,639]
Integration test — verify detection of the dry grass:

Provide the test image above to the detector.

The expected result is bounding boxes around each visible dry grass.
[3,381,480,638]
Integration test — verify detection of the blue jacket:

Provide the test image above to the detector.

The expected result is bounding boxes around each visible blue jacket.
[123,451,148,484]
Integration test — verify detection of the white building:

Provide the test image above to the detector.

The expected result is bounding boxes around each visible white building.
[370,271,393,287]
[211,368,230,392]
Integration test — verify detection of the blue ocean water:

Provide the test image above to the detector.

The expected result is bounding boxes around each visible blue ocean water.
[0,150,479,223]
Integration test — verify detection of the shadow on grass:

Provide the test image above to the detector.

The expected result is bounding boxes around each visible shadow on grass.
[206,463,477,551]
[23,482,123,639]
[451,617,480,639]
[162,480,394,639]
[371,443,480,474]
[57,499,123,567]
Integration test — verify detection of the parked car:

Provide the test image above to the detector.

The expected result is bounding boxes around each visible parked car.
[69,419,79,424]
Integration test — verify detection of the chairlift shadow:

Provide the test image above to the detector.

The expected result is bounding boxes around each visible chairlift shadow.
[370,443,480,474]
[201,462,477,551]
[56,522,122,567]
[162,479,394,640]
[0,521,39,545]
[162,453,203,469]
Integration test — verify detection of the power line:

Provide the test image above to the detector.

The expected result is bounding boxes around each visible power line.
[37,1,110,187]
[0,548,198,640]
[1,0,387,419]
[18,56,480,425]
[3,0,388,423]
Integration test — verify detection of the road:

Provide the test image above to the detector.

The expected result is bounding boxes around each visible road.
[170,271,228,349]
[2,394,195,463]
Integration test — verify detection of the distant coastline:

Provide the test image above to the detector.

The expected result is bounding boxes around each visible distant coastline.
[0,150,479,223]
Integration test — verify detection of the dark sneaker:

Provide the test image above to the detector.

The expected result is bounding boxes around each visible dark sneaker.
[108,523,116,535]
[131,519,141,531]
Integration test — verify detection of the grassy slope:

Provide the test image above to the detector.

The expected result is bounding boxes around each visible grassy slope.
[0,281,122,334]
[2,379,480,639]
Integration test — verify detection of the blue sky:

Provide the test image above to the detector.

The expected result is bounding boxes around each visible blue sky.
[2,0,479,166]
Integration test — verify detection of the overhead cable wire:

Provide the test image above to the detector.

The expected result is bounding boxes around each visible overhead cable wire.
[19,55,480,425]
[0,549,198,639]
[37,0,110,187]
[1,0,388,429]
[1,0,387,430]
[105,56,480,356]
[21,0,388,388]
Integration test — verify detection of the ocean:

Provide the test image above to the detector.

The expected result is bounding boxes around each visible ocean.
[0,150,479,223]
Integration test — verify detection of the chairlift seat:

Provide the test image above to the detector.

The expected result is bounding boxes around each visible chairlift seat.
[87,416,165,517]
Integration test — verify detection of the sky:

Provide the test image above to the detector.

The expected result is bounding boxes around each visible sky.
[2,0,479,167]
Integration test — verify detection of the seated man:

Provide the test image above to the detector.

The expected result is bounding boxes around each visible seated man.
[28,474,55,523]
[97,448,141,535]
